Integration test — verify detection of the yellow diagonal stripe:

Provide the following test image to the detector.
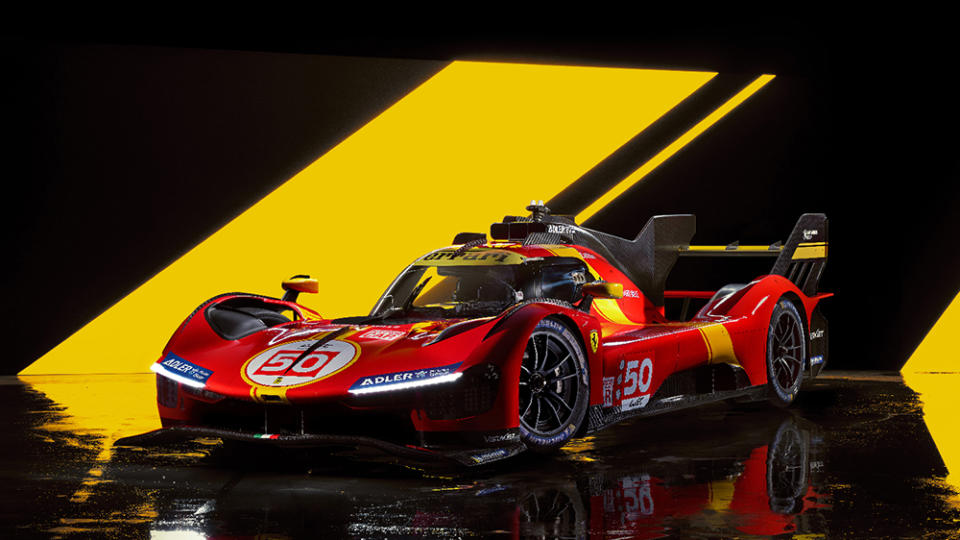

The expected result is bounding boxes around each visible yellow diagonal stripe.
[22,60,714,375]
[902,290,960,504]
[577,74,775,222]
[903,290,960,374]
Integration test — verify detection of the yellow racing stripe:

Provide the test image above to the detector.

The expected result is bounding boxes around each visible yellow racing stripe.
[792,242,828,259]
[697,323,739,365]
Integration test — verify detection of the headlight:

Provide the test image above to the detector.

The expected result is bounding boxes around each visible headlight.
[348,363,463,395]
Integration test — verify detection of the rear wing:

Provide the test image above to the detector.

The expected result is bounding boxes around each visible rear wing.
[487,204,827,305]
[677,213,828,295]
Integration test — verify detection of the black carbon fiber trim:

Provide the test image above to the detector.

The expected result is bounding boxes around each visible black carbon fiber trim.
[771,213,828,295]
[114,427,526,467]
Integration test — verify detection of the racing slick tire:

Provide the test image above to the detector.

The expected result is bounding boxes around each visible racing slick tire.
[766,298,806,408]
[518,318,589,453]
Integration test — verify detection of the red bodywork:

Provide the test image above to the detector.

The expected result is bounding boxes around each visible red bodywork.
[151,239,829,460]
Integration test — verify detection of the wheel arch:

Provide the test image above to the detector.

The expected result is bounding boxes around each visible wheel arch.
[541,313,594,437]
[779,291,810,371]
[544,313,588,361]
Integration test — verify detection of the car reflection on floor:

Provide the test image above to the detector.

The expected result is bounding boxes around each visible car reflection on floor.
[6,373,960,538]
[124,408,827,538]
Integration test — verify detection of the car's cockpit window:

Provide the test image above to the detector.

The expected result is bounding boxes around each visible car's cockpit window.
[369,253,593,320]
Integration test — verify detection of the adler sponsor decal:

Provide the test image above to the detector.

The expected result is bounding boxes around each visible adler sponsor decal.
[810,329,825,340]
[802,229,819,241]
[349,363,462,392]
[156,353,213,385]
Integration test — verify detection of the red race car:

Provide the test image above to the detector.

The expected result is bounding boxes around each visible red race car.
[122,203,830,466]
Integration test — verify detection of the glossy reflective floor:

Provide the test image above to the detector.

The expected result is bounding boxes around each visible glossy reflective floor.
[3,372,960,538]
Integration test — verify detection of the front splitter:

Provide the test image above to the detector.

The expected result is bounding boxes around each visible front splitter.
[114,426,527,467]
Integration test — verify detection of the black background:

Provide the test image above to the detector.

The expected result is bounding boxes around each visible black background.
[3,23,957,375]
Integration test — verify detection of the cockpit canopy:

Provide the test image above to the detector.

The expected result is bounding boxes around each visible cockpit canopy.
[370,250,591,320]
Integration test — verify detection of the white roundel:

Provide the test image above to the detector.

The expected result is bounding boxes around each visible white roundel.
[244,339,359,387]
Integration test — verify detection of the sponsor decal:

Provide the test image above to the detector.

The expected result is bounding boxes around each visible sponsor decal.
[157,353,213,385]
[802,229,819,241]
[470,448,509,464]
[603,377,615,407]
[623,289,641,299]
[350,363,462,391]
[359,328,406,341]
[810,355,824,366]
[527,423,578,446]
[810,329,824,340]
[590,330,600,353]
[415,249,524,266]
[547,224,575,235]
[266,326,330,345]
[243,339,359,388]
[622,395,651,411]
[483,432,520,443]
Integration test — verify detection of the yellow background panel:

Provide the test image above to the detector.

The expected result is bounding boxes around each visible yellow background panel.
[22,61,714,375]
[902,290,960,502]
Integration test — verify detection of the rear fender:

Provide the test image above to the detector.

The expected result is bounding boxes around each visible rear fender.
[695,275,830,386]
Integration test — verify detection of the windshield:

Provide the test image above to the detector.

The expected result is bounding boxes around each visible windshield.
[368,250,592,321]
[370,264,522,320]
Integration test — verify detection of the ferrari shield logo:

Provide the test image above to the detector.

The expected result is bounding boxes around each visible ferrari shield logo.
[590,330,599,353]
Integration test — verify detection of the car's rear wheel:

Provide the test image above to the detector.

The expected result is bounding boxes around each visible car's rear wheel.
[766,298,806,407]
[518,318,589,452]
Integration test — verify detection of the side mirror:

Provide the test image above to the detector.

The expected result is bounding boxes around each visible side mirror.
[282,275,319,302]
[582,281,623,299]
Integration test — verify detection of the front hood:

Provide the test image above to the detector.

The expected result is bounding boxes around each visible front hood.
[159,317,494,403]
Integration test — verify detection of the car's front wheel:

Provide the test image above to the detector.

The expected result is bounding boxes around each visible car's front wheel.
[518,318,589,452]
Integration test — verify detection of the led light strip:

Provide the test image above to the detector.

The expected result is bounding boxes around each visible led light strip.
[348,372,463,395]
[150,362,207,389]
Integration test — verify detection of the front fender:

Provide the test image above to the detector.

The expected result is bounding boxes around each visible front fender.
[412,301,600,433]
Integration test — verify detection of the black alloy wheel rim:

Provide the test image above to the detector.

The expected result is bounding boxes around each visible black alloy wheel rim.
[769,424,806,501]
[519,489,579,537]
[771,310,804,393]
[519,330,581,435]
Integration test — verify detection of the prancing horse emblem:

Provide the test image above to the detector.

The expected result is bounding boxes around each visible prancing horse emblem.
[590,330,599,353]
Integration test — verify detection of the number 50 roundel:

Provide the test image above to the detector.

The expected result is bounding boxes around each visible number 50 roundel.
[242,339,360,388]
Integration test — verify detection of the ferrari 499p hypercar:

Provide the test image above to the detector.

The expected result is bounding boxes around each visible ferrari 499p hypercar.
[125,204,830,466]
